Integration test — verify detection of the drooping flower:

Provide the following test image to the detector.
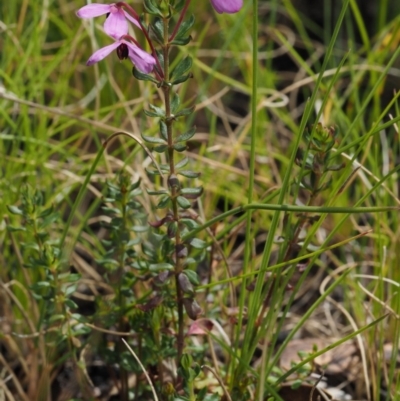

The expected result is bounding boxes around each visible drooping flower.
[76,3,140,39]
[86,38,156,74]
[210,0,243,14]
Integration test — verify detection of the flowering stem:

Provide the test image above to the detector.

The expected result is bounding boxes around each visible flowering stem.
[161,15,185,366]
[117,182,130,401]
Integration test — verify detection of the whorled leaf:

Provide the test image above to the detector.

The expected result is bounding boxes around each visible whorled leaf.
[170,56,193,80]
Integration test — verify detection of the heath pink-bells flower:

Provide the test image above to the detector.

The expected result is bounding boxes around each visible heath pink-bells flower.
[210,0,243,14]
[76,3,140,39]
[77,3,156,73]
[86,38,156,73]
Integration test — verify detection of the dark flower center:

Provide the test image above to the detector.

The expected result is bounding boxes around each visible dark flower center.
[117,43,129,60]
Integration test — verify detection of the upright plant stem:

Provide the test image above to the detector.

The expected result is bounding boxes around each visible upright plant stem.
[118,187,129,401]
[161,14,185,366]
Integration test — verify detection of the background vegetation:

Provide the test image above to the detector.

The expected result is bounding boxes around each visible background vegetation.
[1,0,400,400]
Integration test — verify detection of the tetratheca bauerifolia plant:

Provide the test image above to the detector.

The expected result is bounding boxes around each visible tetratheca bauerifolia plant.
[74,1,244,400]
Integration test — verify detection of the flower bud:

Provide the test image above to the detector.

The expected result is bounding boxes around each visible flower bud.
[176,243,187,258]
[168,174,180,190]
[183,298,202,320]
[178,273,194,295]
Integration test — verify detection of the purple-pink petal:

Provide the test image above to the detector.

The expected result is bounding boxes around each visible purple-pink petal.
[210,0,243,14]
[123,10,141,29]
[85,39,155,72]
[103,9,129,39]
[76,4,111,19]
[125,41,156,73]
[86,41,120,66]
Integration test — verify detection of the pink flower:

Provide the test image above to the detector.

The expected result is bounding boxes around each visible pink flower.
[187,319,214,336]
[210,0,243,13]
[76,3,140,39]
[86,38,156,73]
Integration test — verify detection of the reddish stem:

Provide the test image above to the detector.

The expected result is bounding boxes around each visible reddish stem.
[121,34,140,48]
[119,1,164,78]
[117,1,140,20]
[169,0,192,42]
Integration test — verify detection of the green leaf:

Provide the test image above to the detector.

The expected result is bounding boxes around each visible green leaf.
[183,269,200,286]
[180,353,193,371]
[170,36,192,46]
[141,133,167,144]
[38,205,54,218]
[192,362,201,376]
[144,110,161,118]
[189,238,207,249]
[146,168,162,176]
[167,221,177,237]
[178,170,200,179]
[171,15,195,44]
[31,281,51,289]
[7,225,26,232]
[157,195,171,209]
[132,67,159,84]
[180,218,199,230]
[130,179,141,191]
[102,206,121,214]
[184,257,196,266]
[171,91,180,114]
[146,189,168,195]
[70,313,86,323]
[175,127,196,143]
[145,104,166,118]
[291,379,303,390]
[175,157,189,169]
[170,0,186,12]
[7,205,23,215]
[23,242,40,251]
[149,263,174,271]
[153,144,168,153]
[126,238,141,246]
[175,106,195,118]
[71,325,91,335]
[172,15,195,37]
[64,298,78,310]
[143,0,163,16]
[64,284,77,296]
[96,258,119,267]
[327,163,345,171]
[156,49,164,71]
[64,274,81,283]
[160,121,168,141]
[39,213,59,229]
[172,0,186,12]
[181,187,203,198]
[171,74,192,86]
[48,314,65,323]
[151,18,164,44]
[173,143,187,152]
[131,225,148,233]
[176,196,191,209]
[171,56,193,79]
